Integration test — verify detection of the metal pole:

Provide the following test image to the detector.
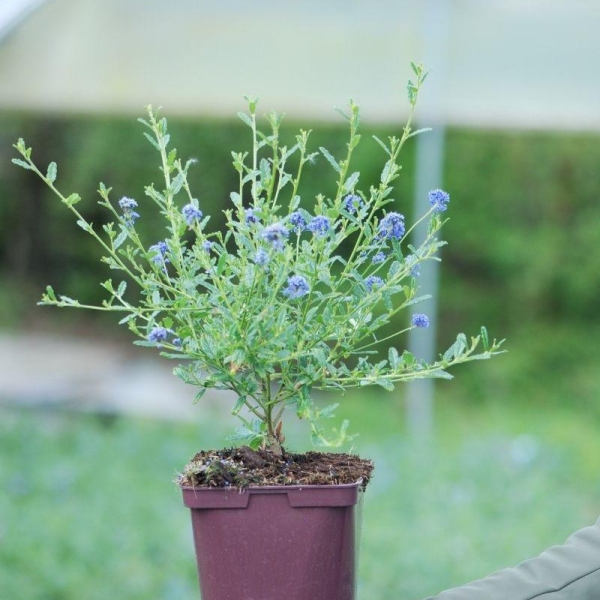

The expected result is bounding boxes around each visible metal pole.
[405,0,451,439]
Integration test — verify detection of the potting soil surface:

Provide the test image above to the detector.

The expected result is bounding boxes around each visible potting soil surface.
[179,446,374,489]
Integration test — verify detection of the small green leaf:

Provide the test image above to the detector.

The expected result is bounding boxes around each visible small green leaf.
[388,347,400,369]
[45,285,57,301]
[170,172,185,195]
[46,162,57,183]
[193,388,207,404]
[11,158,32,170]
[480,326,489,350]
[231,396,247,415]
[372,135,391,156]
[343,171,360,193]
[374,377,395,391]
[402,350,415,366]
[237,111,253,128]
[143,132,160,151]
[319,147,341,173]
[113,227,128,250]
[65,193,82,207]
[117,281,127,297]
[118,313,136,325]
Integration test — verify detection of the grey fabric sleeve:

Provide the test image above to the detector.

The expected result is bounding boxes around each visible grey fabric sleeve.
[424,518,600,600]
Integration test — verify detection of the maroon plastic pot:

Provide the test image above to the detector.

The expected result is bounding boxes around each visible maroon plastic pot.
[181,482,364,600]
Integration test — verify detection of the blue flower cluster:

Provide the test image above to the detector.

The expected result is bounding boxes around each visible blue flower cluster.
[245,208,259,224]
[149,241,169,266]
[283,275,310,299]
[261,222,289,251]
[411,313,430,328]
[148,326,183,347]
[182,203,203,226]
[365,275,384,291]
[308,215,331,237]
[254,248,269,266]
[202,240,213,252]
[148,326,169,343]
[343,194,363,214]
[378,212,405,241]
[428,188,450,212]
[372,251,387,264]
[289,211,306,232]
[118,196,139,227]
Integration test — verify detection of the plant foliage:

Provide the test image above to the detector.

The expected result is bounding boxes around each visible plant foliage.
[13,64,503,452]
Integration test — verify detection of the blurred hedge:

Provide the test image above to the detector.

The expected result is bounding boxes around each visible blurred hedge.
[1,112,599,411]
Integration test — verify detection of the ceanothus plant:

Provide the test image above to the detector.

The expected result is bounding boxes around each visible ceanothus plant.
[12,63,503,454]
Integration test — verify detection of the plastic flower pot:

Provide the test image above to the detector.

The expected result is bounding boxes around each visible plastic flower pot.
[181,481,364,600]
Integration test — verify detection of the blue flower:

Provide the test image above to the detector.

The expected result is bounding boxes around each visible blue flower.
[261,222,289,251]
[254,248,269,266]
[182,203,203,225]
[365,275,384,291]
[149,241,169,266]
[245,208,259,224]
[148,326,169,343]
[405,254,420,277]
[173,338,182,348]
[118,196,139,226]
[411,313,430,328]
[289,211,306,232]
[283,275,310,299]
[202,240,213,251]
[307,215,331,237]
[378,212,405,240]
[372,252,386,264]
[343,194,363,214]
[428,189,450,212]
[118,197,138,211]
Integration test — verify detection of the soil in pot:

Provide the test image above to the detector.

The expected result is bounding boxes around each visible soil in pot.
[178,446,374,488]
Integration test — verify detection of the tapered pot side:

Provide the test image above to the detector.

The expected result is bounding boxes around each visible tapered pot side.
[181,482,364,600]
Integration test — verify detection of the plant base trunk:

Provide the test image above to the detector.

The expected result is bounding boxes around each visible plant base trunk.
[181,482,364,600]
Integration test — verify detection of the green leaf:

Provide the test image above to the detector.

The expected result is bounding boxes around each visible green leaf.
[170,172,185,195]
[402,350,415,366]
[11,158,32,170]
[45,285,57,301]
[193,388,207,404]
[113,227,128,250]
[407,127,432,139]
[46,162,57,183]
[117,281,127,297]
[374,377,395,391]
[143,132,160,151]
[118,313,136,325]
[372,135,391,156]
[231,396,247,415]
[65,193,82,207]
[380,159,394,183]
[480,326,489,350]
[237,111,253,128]
[343,171,360,193]
[388,347,400,369]
[319,147,341,173]
[76,219,90,232]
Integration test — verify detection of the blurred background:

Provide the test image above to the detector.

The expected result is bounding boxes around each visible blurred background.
[1,1,600,599]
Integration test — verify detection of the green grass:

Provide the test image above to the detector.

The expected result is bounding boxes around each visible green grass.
[2,396,599,599]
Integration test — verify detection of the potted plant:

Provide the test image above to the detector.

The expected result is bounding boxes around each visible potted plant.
[13,63,503,600]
